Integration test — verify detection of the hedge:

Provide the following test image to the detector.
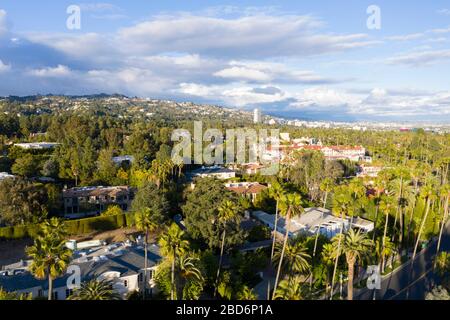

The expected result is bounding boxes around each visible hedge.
[0,213,135,240]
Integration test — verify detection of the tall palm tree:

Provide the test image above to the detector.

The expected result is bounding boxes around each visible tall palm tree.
[68,279,121,300]
[376,236,395,273]
[26,219,72,300]
[329,185,354,300]
[391,167,410,245]
[320,178,334,209]
[177,254,203,300]
[321,243,336,295]
[268,181,286,260]
[379,195,396,269]
[135,207,158,299]
[332,229,373,300]
[407,184,437,298]
[411,185,437,264]
[273,276,305,300]
[159,223,190,300]
[436,185,450,259]
[273,240,310,275]
[214,199,238,297]
[272,193,304,299]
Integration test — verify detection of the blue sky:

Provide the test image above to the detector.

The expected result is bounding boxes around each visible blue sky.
[1,1,450,121]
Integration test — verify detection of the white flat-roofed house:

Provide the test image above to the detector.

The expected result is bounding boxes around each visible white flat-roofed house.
[187,166,236,180]
[13,142,60,150]
[357,165,384,178]
[322,146,366,162]
[252,208,374,239]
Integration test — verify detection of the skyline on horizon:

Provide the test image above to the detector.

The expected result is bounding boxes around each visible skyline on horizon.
[1,1,450,122]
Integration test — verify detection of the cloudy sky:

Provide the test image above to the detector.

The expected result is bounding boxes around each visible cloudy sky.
[1,1,450,122]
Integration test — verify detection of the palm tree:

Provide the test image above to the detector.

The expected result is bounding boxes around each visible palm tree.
[273,276,305,300]
[370,174,389,242]
[272,193,304,299]
[273,240,310,275]
[26,220,72,300]
[332,229,373,300]
[411,185,437,265]
[237,286,257,300]
[379,195,396,270]
[329,185,354,300]
[268,181,286,260]
[214,199,238,297]
[321,243,336,295]
[391,167,410,245]
[375,236,395,273]
[177,254,203,300]
[436,185,450,259]
[0,288,31,300]
[135,207,158,299]
[320,178,334,209]
[159,223,190,300]
[68,279,121,300]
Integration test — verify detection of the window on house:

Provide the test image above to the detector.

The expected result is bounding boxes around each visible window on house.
[124,280,128,287]
[138,273,143,282]
[149,270,154,280]
[38,289,43,297]
[53,291,58,300]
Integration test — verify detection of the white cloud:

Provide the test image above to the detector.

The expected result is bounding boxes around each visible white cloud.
[288,87,450,117]
[214,66,272,82]
[116,14,377,59]
[387,49,450,66]
[0,60,11,73]
[386,33,424,41]
[214,60,341,84]
[178,83,289,106]
[0,9,9,37]
[28,65,72,77]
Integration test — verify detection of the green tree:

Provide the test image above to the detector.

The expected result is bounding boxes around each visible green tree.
[182,178,244,249]
[68,279,121,300]
[135,207,158,300]
[273,276,305,300]
[11,154,39,177]
[159,223,190,300]
[131,182,170,223]
[236,285,257,300]
[101,205,124,217]
[26,218,72,300]
[268,181,286,260]
[214,199,239,297]
[332,229,373,300]
[272,193,304,299]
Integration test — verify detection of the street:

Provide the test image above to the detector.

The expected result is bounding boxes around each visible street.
[354,221,450,300]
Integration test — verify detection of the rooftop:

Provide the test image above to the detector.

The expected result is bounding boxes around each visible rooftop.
[0,242,161,292]
[62,186,132,198]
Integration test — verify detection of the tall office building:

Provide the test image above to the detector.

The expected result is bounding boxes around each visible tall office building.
[253,108,262,124]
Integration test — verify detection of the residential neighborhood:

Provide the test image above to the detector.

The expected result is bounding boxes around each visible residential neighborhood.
[1,0,450,310]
